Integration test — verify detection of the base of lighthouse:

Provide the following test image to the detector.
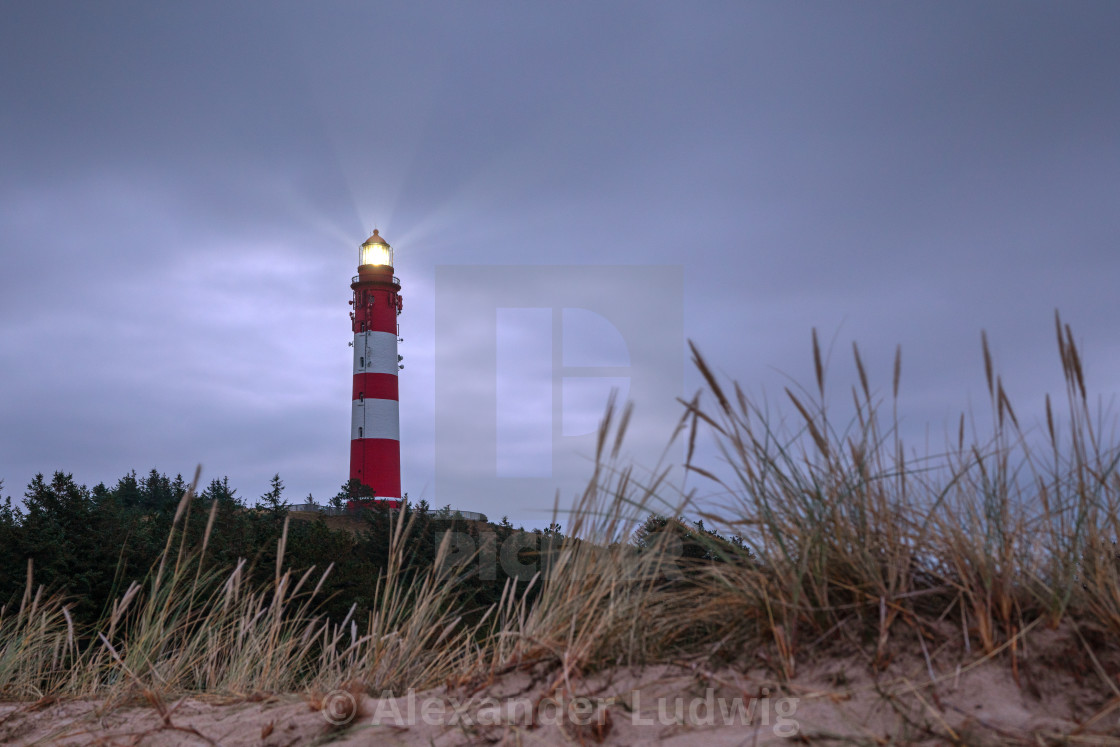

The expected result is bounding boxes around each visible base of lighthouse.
[349,438,402,509]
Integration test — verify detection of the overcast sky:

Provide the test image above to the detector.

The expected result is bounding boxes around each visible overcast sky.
[2,2,1118,524]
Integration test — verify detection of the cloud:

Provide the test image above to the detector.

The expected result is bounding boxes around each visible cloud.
[1,2,1118,522]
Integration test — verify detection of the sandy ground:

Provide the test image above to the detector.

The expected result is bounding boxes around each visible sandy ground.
[3,624,1119,745]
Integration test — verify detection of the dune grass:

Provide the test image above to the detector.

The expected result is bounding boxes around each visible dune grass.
[2,314,1119,710]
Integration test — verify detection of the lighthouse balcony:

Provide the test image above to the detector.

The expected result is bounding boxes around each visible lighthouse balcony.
[353,274,400,286]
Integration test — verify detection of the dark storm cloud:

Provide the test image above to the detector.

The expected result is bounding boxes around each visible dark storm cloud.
[1,1,1118,520]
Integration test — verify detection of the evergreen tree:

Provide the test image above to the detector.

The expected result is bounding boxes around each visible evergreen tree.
[138,469,177,513]
[0,481,23,605]
[258,473,289,520]
[19,473,114,619]
[331,478,373,509]
[112,470,142,510]
[201,476,239,507]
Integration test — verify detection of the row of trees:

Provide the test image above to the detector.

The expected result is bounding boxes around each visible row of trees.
[0,471,747,628]
[0,471,520,625]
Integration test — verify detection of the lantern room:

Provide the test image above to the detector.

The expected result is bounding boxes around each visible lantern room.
[359,229,394,268]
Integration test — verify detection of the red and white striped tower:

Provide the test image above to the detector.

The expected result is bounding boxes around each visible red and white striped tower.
[349,229,403,507]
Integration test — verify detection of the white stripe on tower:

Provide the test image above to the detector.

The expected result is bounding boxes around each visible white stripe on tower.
[351,399,401,440]
[352,331,400,376]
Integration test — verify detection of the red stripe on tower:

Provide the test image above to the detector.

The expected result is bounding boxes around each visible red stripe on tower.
[352,373,398,402]
[349,229,403,505]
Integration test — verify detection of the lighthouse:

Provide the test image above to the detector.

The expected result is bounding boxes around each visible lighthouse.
[349,229,403,507]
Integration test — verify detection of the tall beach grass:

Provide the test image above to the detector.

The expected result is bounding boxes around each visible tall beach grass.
[2,314,1119,705]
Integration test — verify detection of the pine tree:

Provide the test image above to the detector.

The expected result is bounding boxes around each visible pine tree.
[201,477,239,507]
[0,481,23,605]
[259,473,288,518]
[20,473,108,619]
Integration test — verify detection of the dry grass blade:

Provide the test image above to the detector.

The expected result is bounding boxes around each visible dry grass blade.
[982,329,994,399]
[853,341,870,405]
[813,327,824,400]
[690,340,730,414]
[785,387,828,457]
[892,344,902,401]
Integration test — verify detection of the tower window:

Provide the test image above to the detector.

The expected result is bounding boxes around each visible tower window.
[358,427,363,438]
[359,392,364,402]
[360,356,364,368]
